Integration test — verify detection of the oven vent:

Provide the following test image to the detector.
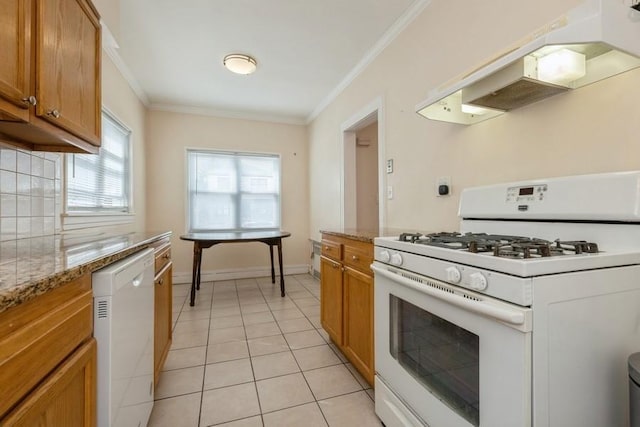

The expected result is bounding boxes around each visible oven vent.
[461,293,481,302]
[424,279,455,295]
[394,268,481,301]
[398,270,456,295]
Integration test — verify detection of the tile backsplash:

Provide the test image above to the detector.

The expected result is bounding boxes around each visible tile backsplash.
[0,146,62,241]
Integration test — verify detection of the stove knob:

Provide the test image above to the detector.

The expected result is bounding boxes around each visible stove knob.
[379,250,391,263]
[390,253,403,266]
[445,267,462,284]
[469,272,488,291]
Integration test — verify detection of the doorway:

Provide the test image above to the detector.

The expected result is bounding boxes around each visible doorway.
[341,98,385,230]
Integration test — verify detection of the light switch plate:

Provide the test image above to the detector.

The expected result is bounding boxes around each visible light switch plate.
[436,176,451,197]
[387,185,393,199]
[386,159,393,174]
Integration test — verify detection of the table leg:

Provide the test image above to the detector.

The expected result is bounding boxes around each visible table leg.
[269,244,276,284]
[196,251,202,291]
[277,239,285,297]
[190,244,202,306]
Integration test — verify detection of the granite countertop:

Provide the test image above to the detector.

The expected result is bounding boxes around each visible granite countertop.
[0,231,171,314]
[319,228,419,243]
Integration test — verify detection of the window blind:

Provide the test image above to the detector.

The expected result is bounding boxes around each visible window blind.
[187,150,280,232]
[66,112,131,212]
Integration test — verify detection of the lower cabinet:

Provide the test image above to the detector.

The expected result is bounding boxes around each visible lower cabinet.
[342,267,374,384]
[320,255,343,345]
[2,339,97,427]
[0,274,95,425]
[320,233,374,386]
[153,240,173,385]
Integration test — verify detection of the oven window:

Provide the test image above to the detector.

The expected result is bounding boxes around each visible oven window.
[390,295,480,426]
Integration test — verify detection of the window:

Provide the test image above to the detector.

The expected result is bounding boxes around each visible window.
[187,150,280,232]
[64,111,132,228]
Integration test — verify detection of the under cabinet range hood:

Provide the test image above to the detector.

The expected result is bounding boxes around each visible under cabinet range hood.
[416,0,640,125]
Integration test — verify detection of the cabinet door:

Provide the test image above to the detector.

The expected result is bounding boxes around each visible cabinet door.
[2,338,96,427]
[0,0,31,120]
[320,256,343,345]
[154,263,173,385]
[35,0,101,146]
[343,267,374,385]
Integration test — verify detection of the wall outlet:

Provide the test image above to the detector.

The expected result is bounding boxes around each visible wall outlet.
[387,185,393,199]
[436,176,451,197]
[386,159,394,174]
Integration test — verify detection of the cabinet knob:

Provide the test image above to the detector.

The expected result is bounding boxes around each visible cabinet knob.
[46,109,61,119]
[324,246,330,251]
[163,253,170,259]
[332,262,339,269]
[351,255,359,261]
[22,96,37,106]
[158,278,164,285]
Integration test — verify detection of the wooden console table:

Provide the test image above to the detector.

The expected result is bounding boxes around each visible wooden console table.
[179,231,291,306]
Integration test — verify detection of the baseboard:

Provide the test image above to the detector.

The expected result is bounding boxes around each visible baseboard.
[172,264,311,284]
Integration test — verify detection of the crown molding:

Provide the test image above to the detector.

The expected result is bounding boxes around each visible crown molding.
[149,103,307,126]
[305,0,432,124]
[101,21,150,107]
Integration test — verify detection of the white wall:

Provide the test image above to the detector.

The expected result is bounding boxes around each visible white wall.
[100,52,148,233]
[145,110,310,281]
[308,0,640,240]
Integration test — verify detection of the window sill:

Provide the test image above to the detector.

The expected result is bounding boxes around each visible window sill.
[62,212,135,231]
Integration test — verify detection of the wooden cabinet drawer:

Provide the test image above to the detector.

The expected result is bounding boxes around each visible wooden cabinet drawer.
[343,244,373,274]
[321,239,342,261]
[0,274,93,418]
[155,243,171,274]
[2,338,97,426]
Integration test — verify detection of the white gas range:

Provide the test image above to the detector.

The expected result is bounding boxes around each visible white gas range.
[372,171,640,427]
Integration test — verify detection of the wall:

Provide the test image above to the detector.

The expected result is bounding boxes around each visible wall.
[100,51,147,234]
[309,0,640,240]
[0,51,147,241]
[355,121,379,230]
[145,110,310,282]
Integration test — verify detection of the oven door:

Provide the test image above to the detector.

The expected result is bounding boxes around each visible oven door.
[372,262,532,427]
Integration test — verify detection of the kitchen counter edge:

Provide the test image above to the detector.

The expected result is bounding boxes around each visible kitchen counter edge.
[320,228,408,243]
[0,231,172,314]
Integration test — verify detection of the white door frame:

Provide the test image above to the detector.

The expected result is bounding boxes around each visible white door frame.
[340,96,385,230]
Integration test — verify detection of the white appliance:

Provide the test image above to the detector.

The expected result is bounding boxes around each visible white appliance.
[415,0,640,125]
[93,248,155,427]
[373,171,640,427]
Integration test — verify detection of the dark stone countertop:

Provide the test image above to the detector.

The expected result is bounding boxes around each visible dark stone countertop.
[319,228,417,243]
[0,231,171,314]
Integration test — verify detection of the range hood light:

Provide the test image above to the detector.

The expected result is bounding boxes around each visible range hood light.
[461,104,489,115]
[537,48,586,86]
[415,0,640,125]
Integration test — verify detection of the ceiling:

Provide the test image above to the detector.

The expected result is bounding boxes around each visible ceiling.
[113,0,426,124]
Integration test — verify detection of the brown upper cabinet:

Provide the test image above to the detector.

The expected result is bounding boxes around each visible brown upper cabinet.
[0,0,101,153]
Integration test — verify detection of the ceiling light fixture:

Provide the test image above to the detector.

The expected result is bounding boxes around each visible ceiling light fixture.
[223,54,257,75]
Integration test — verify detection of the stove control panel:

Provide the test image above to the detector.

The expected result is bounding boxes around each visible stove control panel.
[506,184,547,203]
[445,266,462,284]
[469,272,488,291]
[390,253,403,266]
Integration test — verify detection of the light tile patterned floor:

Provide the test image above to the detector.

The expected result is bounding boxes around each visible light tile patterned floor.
[148,274,383,427]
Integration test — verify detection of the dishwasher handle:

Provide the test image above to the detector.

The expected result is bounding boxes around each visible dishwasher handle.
[132,273,144,287]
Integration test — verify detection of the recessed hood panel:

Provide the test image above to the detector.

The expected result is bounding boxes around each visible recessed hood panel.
[416,0,640,125]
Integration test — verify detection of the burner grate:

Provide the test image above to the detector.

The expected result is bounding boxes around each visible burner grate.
[399,232,599,259]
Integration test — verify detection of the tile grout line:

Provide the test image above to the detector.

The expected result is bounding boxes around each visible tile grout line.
[242,277,267,427]
[159,275,374,426]
[197,281,215,427]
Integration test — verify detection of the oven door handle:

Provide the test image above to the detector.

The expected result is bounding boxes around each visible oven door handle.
[371,264,527,326]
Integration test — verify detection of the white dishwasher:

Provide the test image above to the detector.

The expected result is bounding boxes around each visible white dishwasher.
[93,248,155,427]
